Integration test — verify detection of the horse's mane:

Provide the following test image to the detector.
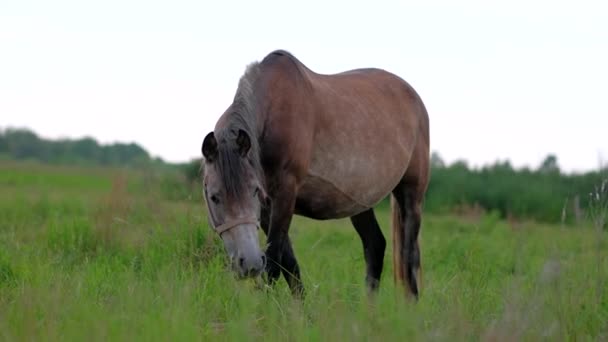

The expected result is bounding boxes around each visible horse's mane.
[214,62,265,200]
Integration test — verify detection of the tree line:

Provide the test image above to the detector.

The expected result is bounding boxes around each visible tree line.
[425,152,607,224]
[2,127,606,224]
[0,128,155,166]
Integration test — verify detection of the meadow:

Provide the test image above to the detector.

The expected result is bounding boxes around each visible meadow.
[0,161,606,341]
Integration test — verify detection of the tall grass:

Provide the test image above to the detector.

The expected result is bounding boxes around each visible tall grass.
[0,162,606,340]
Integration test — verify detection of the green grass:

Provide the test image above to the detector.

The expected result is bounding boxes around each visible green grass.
[0,161,606,341]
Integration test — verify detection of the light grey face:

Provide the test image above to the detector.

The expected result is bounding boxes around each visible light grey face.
[202,130,266,278]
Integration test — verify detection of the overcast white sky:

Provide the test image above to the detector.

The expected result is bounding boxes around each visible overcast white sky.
[1,0,606,172]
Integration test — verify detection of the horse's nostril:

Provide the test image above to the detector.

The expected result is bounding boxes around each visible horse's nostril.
[238,257,245,269]
[261,255,266,265]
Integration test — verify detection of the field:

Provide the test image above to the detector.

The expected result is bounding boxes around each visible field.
[1,161,607,341]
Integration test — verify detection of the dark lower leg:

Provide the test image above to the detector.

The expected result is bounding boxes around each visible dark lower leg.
[265,231,284,285]
[351,209,387,292]
[280,238,304,296]
[403,207,421,297]
[263,183,303,296]
[259,205,282,285]
[393,186,422,298]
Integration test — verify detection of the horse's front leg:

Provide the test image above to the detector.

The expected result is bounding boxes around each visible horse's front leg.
[264,179,304,297]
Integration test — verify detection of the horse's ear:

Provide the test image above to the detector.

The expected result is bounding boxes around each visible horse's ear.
[202,132,218,162]
[236,129,251,157]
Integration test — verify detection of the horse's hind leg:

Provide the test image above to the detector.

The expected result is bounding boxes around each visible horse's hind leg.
[392,179,425,299]
[351,209,386,292]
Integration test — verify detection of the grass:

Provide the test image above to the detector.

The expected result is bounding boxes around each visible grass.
[0,161,607,341]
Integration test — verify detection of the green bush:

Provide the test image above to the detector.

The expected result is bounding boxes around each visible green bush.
[0,127,152,166]
[426,155,607,223]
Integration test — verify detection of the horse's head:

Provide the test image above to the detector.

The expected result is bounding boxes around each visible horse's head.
[201,129,266,278]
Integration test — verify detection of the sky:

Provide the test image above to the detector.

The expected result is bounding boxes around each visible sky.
[1,0,607,173]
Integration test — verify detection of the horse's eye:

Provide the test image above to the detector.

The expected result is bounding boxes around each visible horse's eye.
[253,188,259,198]
[210,194,220,204]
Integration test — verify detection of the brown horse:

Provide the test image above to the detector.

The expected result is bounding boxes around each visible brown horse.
[201,50,429,298]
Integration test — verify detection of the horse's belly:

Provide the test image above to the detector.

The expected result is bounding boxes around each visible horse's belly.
[295,174,369,219]
[295,145,409,220]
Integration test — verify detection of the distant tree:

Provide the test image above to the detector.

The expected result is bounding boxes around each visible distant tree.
[430,151,445,169]
[72,137,101,161]
[4,129,42,160]
[487,160,513,173]
[182,158,203,183]
[0,132,6,153]
[450,159,469,170]
[539,154,560,174]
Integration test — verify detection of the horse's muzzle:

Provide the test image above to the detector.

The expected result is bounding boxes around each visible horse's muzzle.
[234,251,266,278]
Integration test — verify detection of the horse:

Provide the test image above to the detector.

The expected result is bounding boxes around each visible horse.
[201,50,430,298]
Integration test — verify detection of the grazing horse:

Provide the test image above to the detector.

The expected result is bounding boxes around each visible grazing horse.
[201,50,429,298]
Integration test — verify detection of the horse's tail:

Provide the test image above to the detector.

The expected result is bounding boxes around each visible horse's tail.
[391,195,405,285]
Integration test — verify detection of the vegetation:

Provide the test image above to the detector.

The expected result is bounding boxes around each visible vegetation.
[0,161,606,340]
[0,127,155,166]
[3,127,606,225]
[425,153,608,224]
